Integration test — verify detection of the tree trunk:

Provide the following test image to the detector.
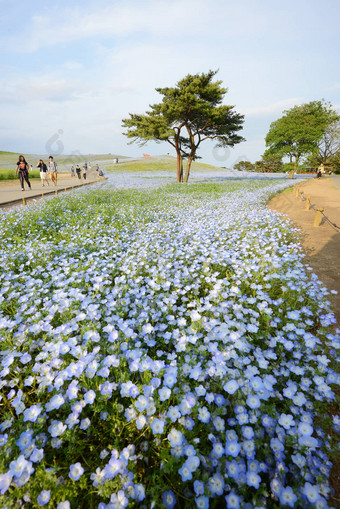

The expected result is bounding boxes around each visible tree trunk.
[180,157,184,182]
[176,151,181,182]
[184,156,193,182]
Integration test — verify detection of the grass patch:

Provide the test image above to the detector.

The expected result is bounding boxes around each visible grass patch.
[0,169,41,180]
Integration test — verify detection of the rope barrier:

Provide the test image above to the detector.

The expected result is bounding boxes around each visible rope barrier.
[294,185,340,233]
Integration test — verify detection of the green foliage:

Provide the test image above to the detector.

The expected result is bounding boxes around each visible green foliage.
[265,100,340,170]
[122,70,245,182]
[255,153,283,173]
[233,160,254,171]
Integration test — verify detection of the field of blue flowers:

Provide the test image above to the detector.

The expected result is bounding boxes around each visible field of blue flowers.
[0,180,339,508]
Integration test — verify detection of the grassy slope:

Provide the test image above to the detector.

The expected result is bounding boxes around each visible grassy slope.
[0,152,223,175]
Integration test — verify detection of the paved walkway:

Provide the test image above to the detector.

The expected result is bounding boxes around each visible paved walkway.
[330,174,340,189]
[0,172,104,209]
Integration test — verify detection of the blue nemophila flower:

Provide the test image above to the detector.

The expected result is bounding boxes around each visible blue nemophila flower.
[162,490,176,509]
[178,462,192,482]
[109,490,129,508]
[48,421,66,437]
[150,418,165,434]
[224,379,239,394]
[136,415,146,430]
[69,462,84,481]
[279,486,297,508]
[159,386,171,401]
[0,434,8,447]
[20,352,32,364]
[278,413,295,430]
[225,491,240,509]
[23,404,43,423]
[195,495,209,509]
[80,418,91,430]
[0,472,12,495]
[30,447,44,463]
[45,394,65,412]
[302,482,321,504]
[246,394,261,409]
[225,440,241,458]
[298,421,313,436]
[198,406,210,423]
[37,490,50,506]
[57,502,70,509]
[194,480,205,496]
[16,430,34,451]
[9,455,30,478]
[246,471,261,489]
[167,429,184,447]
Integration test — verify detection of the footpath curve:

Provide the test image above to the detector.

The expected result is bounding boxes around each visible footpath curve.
[268,176,340,324]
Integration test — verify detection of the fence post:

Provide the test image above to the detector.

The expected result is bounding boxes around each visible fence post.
[55,190,58,195]
[299,191,304,202]
[305,196,311,210]
[22,197,26,206]
[313,208,324,227]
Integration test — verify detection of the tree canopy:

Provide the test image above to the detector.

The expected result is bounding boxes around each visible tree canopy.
[265,100,339,175]
[122,70,245,182]
[233,160,254,172]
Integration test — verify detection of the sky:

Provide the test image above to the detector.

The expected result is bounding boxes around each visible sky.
[1,0,340,168]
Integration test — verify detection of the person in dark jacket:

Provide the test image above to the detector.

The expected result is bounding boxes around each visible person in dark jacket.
[37,159,49,187]
[16,155,31,191]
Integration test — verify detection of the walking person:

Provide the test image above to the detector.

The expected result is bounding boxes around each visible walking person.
[70,165,75,177]
[76,164,81,179]
[37,159,49,187]
[83,163,87,180]
[15,155,31,191]
[48,156,58,186]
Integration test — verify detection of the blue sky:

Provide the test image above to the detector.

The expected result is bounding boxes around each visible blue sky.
[1,0,339,167]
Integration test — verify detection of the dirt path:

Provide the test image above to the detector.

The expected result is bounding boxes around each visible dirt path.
[268,176,340,324]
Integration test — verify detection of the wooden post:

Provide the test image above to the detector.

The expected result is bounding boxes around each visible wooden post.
[22,197,26,205]
[55,190,58,195]
[42,193,44,198]
[299,191,304,202]
[305,196,311,210]
[65,188,67,192]
[313,208,324,227]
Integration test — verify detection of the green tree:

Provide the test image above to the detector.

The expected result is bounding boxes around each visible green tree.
[233,160,254,171]
[265,100,339,178]
[255,153,283,173]
[122,70,245,182]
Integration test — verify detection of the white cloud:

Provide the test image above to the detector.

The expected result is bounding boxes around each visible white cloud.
[3,0,265,53]
[0,78,78,104]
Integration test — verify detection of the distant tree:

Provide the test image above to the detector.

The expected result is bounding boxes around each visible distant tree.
[122,70,245,182]
[255,153,283,173]
[233,160,254,171]
[265,100,339,178]
[328,151,340,174]
[316,119,340,164]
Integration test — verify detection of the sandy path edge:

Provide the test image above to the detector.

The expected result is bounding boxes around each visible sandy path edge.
[268,176,340,324]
